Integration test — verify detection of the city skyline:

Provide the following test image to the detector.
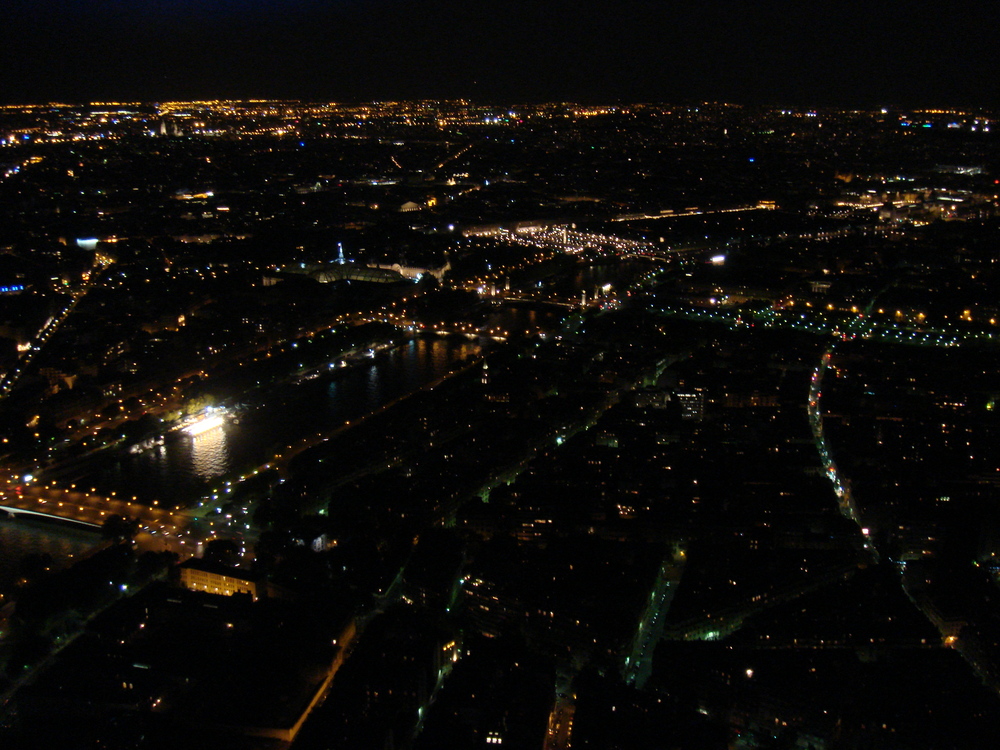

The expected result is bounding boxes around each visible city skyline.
[2,27,1000,748]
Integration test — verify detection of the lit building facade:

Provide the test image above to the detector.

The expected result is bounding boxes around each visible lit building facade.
[178,558,259,600]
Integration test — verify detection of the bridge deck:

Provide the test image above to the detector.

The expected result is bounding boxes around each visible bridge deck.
[0,503,101,529]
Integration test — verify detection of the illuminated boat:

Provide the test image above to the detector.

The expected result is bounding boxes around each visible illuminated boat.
[183,413,226,436]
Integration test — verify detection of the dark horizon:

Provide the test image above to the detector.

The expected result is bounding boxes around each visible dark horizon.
[3,0,997,109]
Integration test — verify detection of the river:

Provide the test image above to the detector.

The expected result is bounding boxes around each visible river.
[0,518,102,595]
[69,335,484,504]
[64,303,575,503]
[0,262,648,575]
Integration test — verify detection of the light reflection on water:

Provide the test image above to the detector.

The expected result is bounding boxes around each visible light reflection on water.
[189,426,230,480]
[75,335,483,504]
[1,267,646,577]
[365,359,381,399]
[69,291,625,505]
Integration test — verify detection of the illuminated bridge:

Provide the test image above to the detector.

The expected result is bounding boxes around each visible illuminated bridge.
[493,295,579,310]
[0,503,100,529]
[0,488,193,536]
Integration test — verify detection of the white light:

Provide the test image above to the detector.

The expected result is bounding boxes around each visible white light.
[183,414,225,436]
[710,254,726,265]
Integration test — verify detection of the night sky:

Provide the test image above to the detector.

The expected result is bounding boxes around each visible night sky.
[2,0,998,106]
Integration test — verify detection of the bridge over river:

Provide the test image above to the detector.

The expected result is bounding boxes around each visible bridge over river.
[0,484,195,537]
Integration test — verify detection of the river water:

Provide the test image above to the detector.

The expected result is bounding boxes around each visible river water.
[0,335,487,591]
[0,262,649,578]
[0,519,102,595]
[73,334,485,504]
